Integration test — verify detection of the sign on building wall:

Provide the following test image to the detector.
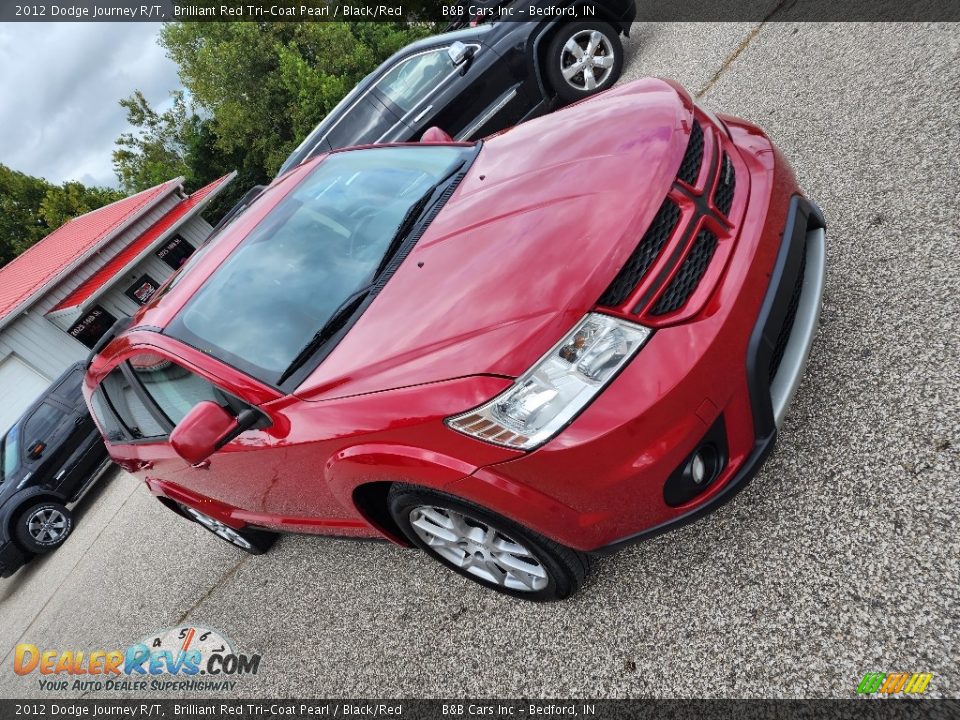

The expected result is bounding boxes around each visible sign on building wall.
[156,234,196,270]
[67,305,118,349]
[124,274,161,306]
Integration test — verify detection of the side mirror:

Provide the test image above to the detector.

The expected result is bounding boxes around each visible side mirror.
[447,41,475,67]
[27,441,46,460]
[170,401,261,465]
[421,127,454,143]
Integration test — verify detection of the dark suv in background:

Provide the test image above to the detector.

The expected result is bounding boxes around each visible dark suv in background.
[277,0,636,175]
[0,363,111,577]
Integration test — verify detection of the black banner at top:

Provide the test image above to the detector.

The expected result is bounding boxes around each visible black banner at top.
[1,0,959,23]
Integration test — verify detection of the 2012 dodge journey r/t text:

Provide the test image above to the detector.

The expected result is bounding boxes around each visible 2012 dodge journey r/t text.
[85,78,826,600]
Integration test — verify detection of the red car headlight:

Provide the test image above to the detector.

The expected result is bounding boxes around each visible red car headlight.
[446,313,652,450]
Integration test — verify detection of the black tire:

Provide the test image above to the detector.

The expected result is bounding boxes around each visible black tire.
[544,22,624,104]
[14,501,73,554]
[178,504,276,555]
[388,484,591,601]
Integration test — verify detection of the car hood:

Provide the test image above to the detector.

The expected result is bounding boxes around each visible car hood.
[296,79,692,401]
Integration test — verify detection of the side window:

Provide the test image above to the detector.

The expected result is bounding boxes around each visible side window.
[1,425,21,481]
[376,49,455,114]
[99,367,167,440]
[23,403,67,455]
[90,388,128,443]
[128,354,232,426]
[53,366,85,409]
[91,354,255,444]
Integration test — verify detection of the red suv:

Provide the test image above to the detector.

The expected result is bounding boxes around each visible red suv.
[85,79,825,600]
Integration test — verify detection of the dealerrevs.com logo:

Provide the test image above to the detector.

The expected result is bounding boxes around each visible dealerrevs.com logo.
[13,626,261,693]
[857,672,934,696]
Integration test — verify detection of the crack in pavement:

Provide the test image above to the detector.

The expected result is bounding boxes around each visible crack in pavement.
[695,1,793,99]
[175,552,251,625]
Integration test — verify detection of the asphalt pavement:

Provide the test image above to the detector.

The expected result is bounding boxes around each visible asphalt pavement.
[0,22,957,699]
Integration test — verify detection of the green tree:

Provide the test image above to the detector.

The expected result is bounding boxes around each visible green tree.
[0,164,49,265]
[40,182,125,230]
[112,21,436,222]
[112,90,200,193]
[159,21,435,179]
[0,164,124,268]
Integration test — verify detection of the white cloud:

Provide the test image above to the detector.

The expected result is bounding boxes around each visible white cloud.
[0,22,181,187]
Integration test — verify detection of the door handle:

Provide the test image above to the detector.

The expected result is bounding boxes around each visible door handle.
[192,460,211,470]
[412,105,433,123]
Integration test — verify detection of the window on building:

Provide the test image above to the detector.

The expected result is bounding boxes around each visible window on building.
[67,305,119,350]
[123,274,160,306]
[156,235,196,270]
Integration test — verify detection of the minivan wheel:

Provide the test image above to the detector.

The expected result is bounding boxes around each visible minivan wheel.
[388,484,591,601]
[179,504,276,555]
[545,22,624,104]
[15,502,73,554]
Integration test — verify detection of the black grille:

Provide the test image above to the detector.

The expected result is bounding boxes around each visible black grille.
[676,120,704,186]
[599,200,681,307]
[768,246,807,384]
[650,229,718,316]
[714,152,736,216]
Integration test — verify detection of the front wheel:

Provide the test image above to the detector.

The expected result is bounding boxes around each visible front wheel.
[545,22,624,104]
[388,484,592,601]
[179,504,276,555]
[15,501,73,554]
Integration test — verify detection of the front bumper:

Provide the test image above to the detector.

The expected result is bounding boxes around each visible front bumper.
[450,122,826,552]
[600,195,825,552]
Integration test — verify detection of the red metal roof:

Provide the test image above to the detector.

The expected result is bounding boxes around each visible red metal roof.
[50,174,232,313]
[0,179,180,323]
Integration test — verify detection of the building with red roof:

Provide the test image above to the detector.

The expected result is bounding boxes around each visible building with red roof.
[0,173,234,433]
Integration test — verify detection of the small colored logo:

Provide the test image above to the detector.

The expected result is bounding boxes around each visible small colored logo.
[13,626,261,693]
[857,672,933,695]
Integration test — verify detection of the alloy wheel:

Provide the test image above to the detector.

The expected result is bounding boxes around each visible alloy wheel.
[26,507,69,545]
[559,29,616,92]
[184,507,253,550]
[408,505,549,592]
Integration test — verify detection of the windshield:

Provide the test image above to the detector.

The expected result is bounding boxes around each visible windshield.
[0,424,20,484]
[168,145,473,384]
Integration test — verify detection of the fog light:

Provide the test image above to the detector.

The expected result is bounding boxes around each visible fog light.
[690,453,707,484]
[663,419,728,507]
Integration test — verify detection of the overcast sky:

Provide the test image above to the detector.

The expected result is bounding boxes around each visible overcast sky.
[0,23,181,188]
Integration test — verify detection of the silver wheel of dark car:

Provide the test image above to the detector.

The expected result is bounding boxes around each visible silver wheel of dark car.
[183,507,253,550]
[560,29,615,92]
[408,505,549,592]
[14,501,73,554]
[28,507,69,544]
[546,22,624,104]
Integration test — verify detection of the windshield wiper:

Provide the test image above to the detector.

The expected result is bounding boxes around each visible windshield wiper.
[277,285,373,385]
[372,161,466,280]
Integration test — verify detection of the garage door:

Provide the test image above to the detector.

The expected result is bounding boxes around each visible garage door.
[0,356,51,435]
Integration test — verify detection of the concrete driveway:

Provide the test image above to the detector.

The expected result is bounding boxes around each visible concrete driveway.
[1,22,957,699]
